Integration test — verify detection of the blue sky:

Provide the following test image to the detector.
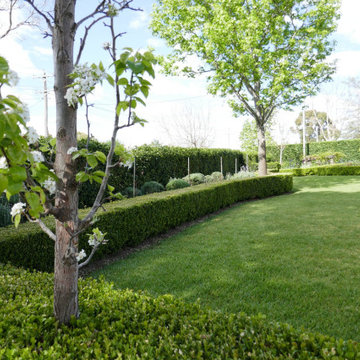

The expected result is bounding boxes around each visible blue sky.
[1,0,360,148]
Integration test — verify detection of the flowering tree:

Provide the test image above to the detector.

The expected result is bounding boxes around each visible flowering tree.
[1,0,156,324]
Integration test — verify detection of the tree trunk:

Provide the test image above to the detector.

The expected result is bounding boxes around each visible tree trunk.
[257,121,267,176]
[52,0,79,324]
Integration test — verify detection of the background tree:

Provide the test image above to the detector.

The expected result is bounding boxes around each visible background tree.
[239,118,275,154]
[151,0,340,175]
[0,0,156,325]
[341,77,360,139]
[293,109,340,143]
[160,104,214,148]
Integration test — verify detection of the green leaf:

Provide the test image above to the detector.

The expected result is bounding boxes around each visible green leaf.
[117,78,129,86]
[116,101,129,115]
[107,184,115,192]
[126,60,145,74]
[95,151,107,164]
[93,170,106,177]
[130,99,137,109]
[106,74,115,86]
[0,174,8,193]
[87,155,98,169]
[14,213,21,228]
[9,166,27,182]
[25,192,43,218]
[140,86,149,98]
[76,171,89,183]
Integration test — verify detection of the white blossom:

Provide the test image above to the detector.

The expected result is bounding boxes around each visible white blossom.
[103,42,111,50]
[27,127,39,144]
[10,202,26,217]
[43,177,56,195]
[88,228,107,247]
[0,157,8,169]
[20,105,30,123]
[65,64,107,107]
[31,151,45,163]
[67,147,78,155]
[76,249,86,262]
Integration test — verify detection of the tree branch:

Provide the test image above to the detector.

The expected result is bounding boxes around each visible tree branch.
[23,0,53,33]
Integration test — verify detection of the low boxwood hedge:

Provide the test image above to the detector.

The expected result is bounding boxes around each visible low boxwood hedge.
[1,264,359,359]
[0,175,293,272]
[280,165,360,176]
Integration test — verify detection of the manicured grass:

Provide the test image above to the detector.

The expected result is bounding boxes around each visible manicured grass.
[92,176,360,341]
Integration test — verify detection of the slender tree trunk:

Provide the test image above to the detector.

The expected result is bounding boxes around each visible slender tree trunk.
[52,0,79,324]
[257,121,267,176]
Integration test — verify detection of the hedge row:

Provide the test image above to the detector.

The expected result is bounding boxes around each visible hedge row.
[1,264,360,359]
[267,139,360,166]
[280,164,360,176]
[77,140,245,207]
[0,175,293,272]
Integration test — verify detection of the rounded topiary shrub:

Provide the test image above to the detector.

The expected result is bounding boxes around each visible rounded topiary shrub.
[210,171,224,182]
[141,181,165,195]
[166,178,190,190]
[123,187,142,198]
[183,173,205,186]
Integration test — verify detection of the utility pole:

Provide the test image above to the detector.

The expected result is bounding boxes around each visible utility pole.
[43,72,49,137]
[302,108,306,158]
[34,72,52,136]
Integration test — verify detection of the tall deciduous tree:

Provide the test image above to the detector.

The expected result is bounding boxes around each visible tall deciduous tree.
[151,0,340,175]
[0,0,156,324]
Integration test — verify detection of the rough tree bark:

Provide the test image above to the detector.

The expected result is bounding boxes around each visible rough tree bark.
[52,0,79,324]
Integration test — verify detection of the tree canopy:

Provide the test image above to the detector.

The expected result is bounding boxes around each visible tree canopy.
[151,0,340,175]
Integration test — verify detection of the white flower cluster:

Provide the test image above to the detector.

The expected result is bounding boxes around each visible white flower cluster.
[27,127,39,144]
[10,202,26,217]
[0,157,8,169]
[43,177,56,195]
[64,64,107,107]
[88,228,107,247]
[20,105,30,123]
[103,42,111,50]
[76,249,86,262]
[31,151,44,163]
[67,147,78,155]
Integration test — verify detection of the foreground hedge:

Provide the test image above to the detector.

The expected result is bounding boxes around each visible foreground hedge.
[1,264,359,359]
[280,165,360,176]
[0,175,292,272]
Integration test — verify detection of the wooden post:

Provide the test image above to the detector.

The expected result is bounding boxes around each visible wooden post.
[188,157,190,178]
[235,158,237,174]
[133,156,136,197]
[220,156,223,174]
[246,154,249,171]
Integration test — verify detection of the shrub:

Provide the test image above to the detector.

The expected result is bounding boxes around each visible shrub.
[122,186,142,198]
[0,175,293,272]
[280,164,360,176]
[0,204,11,228]
[141,181,165,195]
[183,172,206,185]
[267,161,281,172]
[231,170,257,180]
[1,263,360,359]
[210,171,224,182]
[165,178,190,190]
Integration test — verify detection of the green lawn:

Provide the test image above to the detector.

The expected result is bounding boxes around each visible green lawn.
[92,176,360,341]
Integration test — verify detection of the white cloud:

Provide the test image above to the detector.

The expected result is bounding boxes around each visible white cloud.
[337,0,360,44]
[146,37,165,49]
[330,51,360,78]
[33,46,53,57]
[129,11,148,29]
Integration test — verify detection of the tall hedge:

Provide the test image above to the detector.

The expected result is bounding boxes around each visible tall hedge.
[267,139,360,166]
[0,175,292,272]
[77,140,245,207]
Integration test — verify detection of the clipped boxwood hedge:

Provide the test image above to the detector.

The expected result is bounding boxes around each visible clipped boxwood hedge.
[1,264,360,359]
[280,165,360,176]
[0,175,293,272]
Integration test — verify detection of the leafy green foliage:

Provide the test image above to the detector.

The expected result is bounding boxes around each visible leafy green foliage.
[0,175,292,272]
[141,181,165,195]
[1,263,360,359]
